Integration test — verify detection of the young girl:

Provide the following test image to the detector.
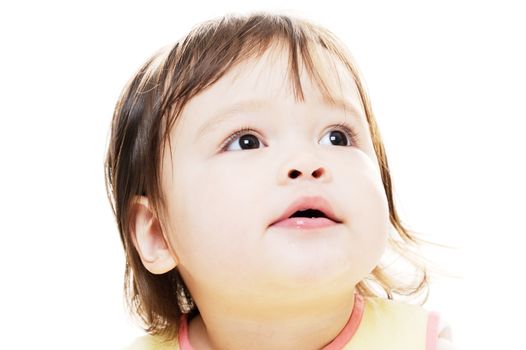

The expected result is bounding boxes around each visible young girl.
[105,11,457,350]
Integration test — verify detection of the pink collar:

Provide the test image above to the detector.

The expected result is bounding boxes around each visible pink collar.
[178,293,365,350]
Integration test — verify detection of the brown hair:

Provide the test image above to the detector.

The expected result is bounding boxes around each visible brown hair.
[104,11,431,341]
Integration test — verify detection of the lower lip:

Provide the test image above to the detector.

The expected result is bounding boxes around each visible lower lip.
[272,217,338,229]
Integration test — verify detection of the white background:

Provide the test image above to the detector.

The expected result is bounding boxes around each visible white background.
[1,1,524,349]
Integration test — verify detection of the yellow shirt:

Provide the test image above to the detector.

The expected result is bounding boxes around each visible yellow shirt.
[124,294,439,350]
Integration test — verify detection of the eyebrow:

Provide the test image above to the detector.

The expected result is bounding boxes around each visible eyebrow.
[197,96,363,138]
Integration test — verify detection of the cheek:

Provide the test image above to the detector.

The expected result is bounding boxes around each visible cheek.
[166,157,261,278]
[350,187,389,272]
[344,152,390,272]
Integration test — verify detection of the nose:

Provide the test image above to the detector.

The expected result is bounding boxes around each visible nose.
[277,153,332,185]
[288,167,325,179]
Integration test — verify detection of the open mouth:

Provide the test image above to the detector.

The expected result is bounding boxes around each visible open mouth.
[274,208,339,229]
[289,209,328,219]
[270,195,342,229]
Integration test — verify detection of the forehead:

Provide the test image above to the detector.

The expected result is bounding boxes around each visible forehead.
[175,44,366,136]
[220,44,359,104]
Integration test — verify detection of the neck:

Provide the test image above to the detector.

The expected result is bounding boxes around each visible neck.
[187,290,356,350]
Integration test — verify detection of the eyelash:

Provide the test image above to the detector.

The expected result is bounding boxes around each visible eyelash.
[219,122,360,152]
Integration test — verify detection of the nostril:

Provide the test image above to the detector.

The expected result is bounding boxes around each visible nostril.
[312,168,324,178]
[288,169,301,179]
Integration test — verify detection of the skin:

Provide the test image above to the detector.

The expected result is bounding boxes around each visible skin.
[131,44,392,349]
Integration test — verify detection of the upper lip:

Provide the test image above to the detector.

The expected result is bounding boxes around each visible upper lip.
[270,196,342,226]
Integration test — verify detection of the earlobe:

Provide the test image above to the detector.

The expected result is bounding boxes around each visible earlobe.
[130,196,177,274]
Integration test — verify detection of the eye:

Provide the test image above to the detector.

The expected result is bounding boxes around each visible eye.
[319,123,358,147]
[220,123,358,152]
[221,127,264,152]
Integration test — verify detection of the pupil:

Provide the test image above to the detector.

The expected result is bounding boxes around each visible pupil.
[330,131,348,146]
[240,135,260,149]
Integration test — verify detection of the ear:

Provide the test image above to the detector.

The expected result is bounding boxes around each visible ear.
[130,196,177,274]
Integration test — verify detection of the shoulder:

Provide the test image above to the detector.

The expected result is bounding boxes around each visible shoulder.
[122,334,180,350]
[363,297,460,349]
[436,318,460,350]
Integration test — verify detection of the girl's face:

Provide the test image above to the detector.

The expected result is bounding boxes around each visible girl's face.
[161,46,389,312]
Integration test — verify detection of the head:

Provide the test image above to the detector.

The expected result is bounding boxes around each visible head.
[105,11,429,340]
